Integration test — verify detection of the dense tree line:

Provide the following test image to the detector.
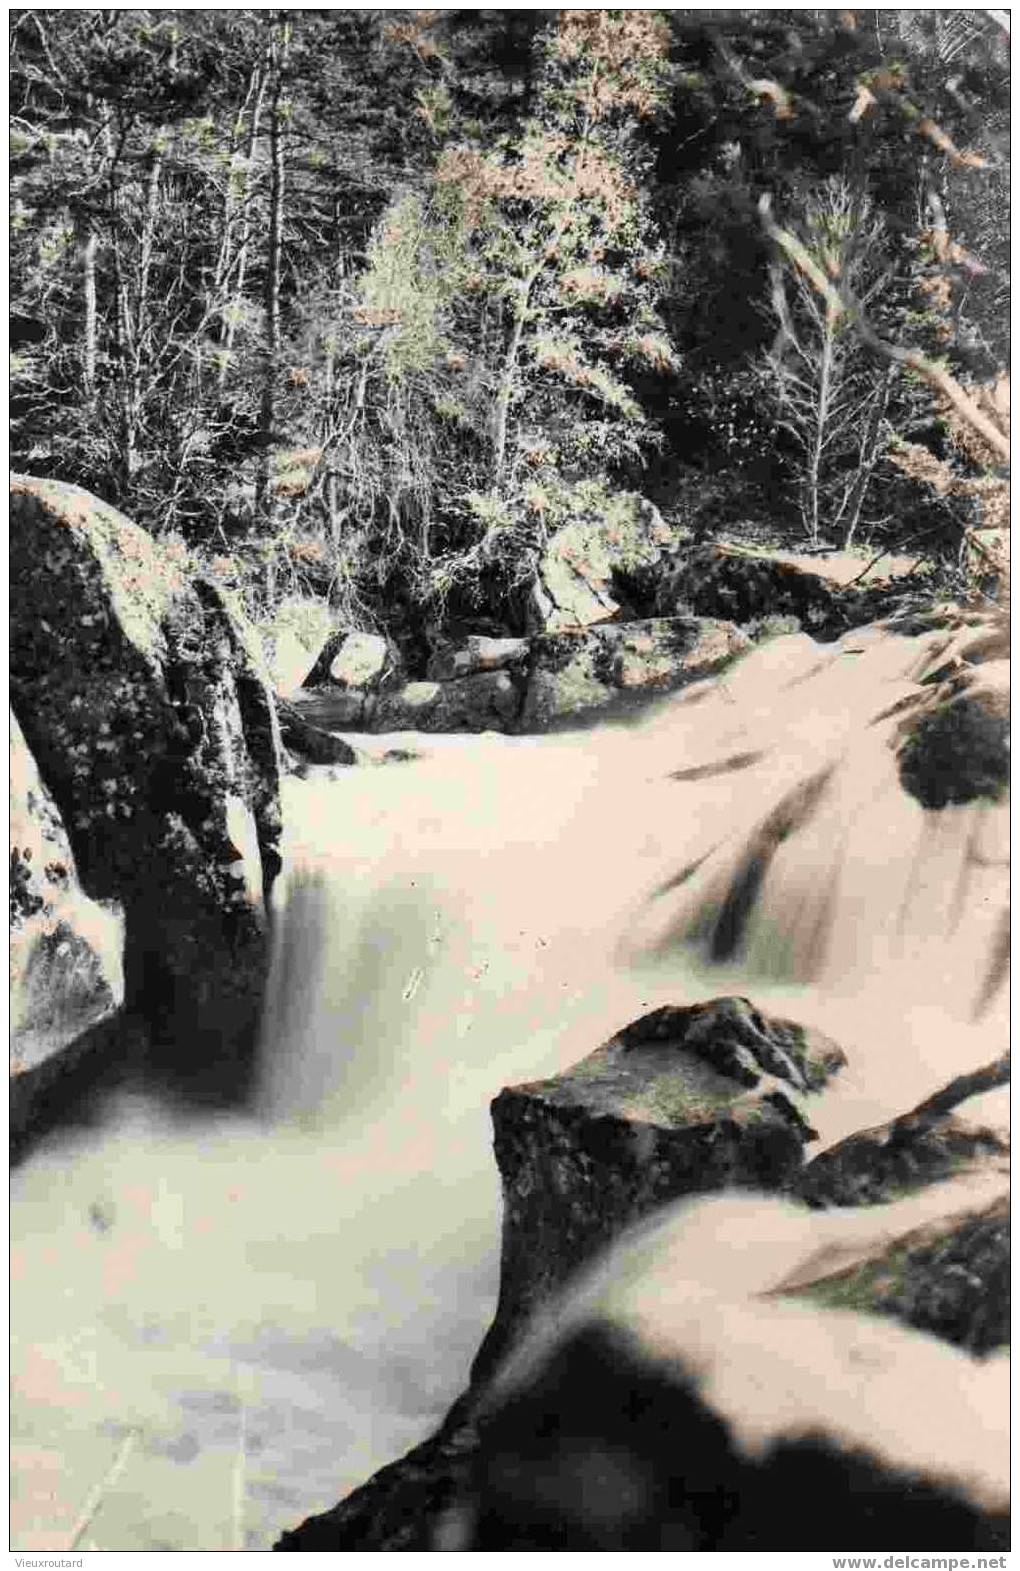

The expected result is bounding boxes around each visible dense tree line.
[10,9,1010,643]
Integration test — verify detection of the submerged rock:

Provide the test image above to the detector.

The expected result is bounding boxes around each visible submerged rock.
[10,475,285,1104]
[521,617,748,731]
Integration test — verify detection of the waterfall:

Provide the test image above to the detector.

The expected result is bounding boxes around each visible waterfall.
[10,623,1008,1550]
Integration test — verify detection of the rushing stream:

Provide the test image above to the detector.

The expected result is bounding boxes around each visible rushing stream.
[10,624,1008,1550]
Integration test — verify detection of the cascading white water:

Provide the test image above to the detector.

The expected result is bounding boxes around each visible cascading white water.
[10,623,1008,1550]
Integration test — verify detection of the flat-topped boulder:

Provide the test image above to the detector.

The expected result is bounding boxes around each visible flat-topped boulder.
[472,996,846,1385]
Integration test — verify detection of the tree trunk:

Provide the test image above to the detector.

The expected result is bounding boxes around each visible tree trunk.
[804,303,837,544]
[101,108,136,490]
[82,226,98,402]
[217,63,268,386]
[841,363,895,550]
[256,16,290,537]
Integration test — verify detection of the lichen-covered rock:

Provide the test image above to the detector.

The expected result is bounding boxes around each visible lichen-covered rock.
[373,671,521,734]
[471,996,845,1386]
[427,636,530,682]
[10,710,123,1076]
[259,598,336,697]
[520,618,749,731]
[645,543,921,639]
[527,492,674,633]
[10,475,285,1103]
[304,628,402,694]
[652,543,845,627]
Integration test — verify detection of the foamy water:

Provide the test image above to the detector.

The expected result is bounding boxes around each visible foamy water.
[10,624,1008,1549]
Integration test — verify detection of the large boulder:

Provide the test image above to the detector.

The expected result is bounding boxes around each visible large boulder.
[10,475,285,1104]
[528,491,674,633]
[304,629,402,697]
[281,1180,1009,1552]
[277,985,1011,1553]
[472,996,846,1385]
[277,998,848,1552]
[258,598,336,698]
[647,543,922,639]
[10,710,122,1086]
[520,617,748,731]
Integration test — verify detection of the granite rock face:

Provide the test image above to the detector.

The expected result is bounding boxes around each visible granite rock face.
[10,710,123,1092]
[10,475,285,1103]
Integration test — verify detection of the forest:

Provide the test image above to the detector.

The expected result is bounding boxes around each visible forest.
[10,8,1010,660]
[8,11,1012,1554]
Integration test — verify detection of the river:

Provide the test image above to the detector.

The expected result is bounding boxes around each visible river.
[10,622,1008,1550]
